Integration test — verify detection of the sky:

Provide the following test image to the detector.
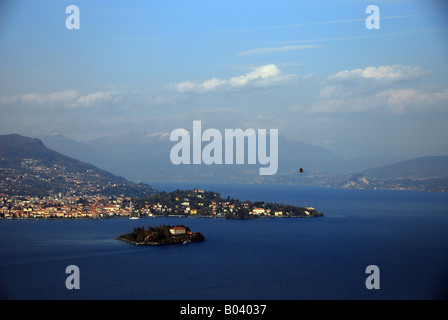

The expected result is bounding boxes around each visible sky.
[0,0,448,159]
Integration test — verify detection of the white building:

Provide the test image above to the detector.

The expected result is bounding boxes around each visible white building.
[251,207,265,215]
[169,227,186,235]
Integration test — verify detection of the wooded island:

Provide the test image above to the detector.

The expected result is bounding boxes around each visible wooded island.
[117,224,205,246]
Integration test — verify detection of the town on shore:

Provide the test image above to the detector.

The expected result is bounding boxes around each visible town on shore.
[0,188,323,220]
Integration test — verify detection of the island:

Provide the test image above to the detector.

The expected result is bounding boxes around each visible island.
[116,224,205,246]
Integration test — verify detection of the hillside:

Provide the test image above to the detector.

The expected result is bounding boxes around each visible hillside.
[362,155,448,179]
[339,155,448,192]
[0,134,157,197]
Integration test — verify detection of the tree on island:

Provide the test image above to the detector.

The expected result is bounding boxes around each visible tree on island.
[117,224,204,245]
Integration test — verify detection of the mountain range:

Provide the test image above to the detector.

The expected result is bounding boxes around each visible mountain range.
[1,132,446,196]
[336,155,448,192]
[0,134,157,197]
[40,131,405,184]
[40,131,448,192]
[362,155,448,179]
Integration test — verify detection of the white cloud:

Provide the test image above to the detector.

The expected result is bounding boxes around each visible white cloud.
[291,64,448,115]
[171,64,296,94]
[377,88,448,114]
[245,12,444,32]
[229,64,282,86]
[318,85,350,99]
[0,90,127,109]
[237,44,323,56]
[293,87,448,115]
[0,90,79,106]
[72,91,121,108]
[328,65,427,83]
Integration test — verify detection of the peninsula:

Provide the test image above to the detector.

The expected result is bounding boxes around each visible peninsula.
[117,224,205,246]
[134,188,324,219]
[1,188,323,219]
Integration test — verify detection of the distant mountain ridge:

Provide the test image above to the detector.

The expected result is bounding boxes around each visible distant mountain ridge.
[339,155,448,192]
[0,134,157,197]
[40,131,402,184]
[362,155,448,179]
[2,133,446,193]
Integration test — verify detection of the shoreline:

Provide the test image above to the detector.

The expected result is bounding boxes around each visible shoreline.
[115,237,165,246]
[0,214,323,221]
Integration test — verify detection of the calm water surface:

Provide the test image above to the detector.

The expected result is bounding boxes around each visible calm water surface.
[1,184,447,299]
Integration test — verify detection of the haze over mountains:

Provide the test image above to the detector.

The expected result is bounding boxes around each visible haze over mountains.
[1,132,446,194]
[362,156,448,179]
[40,131,405,185]
[352,155,448,192]
[38,130,448,191]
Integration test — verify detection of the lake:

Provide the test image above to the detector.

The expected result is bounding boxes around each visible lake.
[1,184,447,300]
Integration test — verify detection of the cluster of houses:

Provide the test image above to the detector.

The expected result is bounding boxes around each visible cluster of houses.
[0,188,319,219]
[0,194,135,219]
[144,189,318,218]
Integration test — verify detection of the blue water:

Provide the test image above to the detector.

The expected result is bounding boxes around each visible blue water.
[1,184,447,300]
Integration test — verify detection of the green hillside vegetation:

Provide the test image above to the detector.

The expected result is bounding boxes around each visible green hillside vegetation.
[132,189,323,219]
[0,134,157,197]
[117,224,205,245]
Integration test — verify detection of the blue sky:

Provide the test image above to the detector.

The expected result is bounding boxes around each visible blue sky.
[1,0,448,159]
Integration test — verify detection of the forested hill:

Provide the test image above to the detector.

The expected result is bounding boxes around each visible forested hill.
[0,134,157,197]
[362,155,448,179]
